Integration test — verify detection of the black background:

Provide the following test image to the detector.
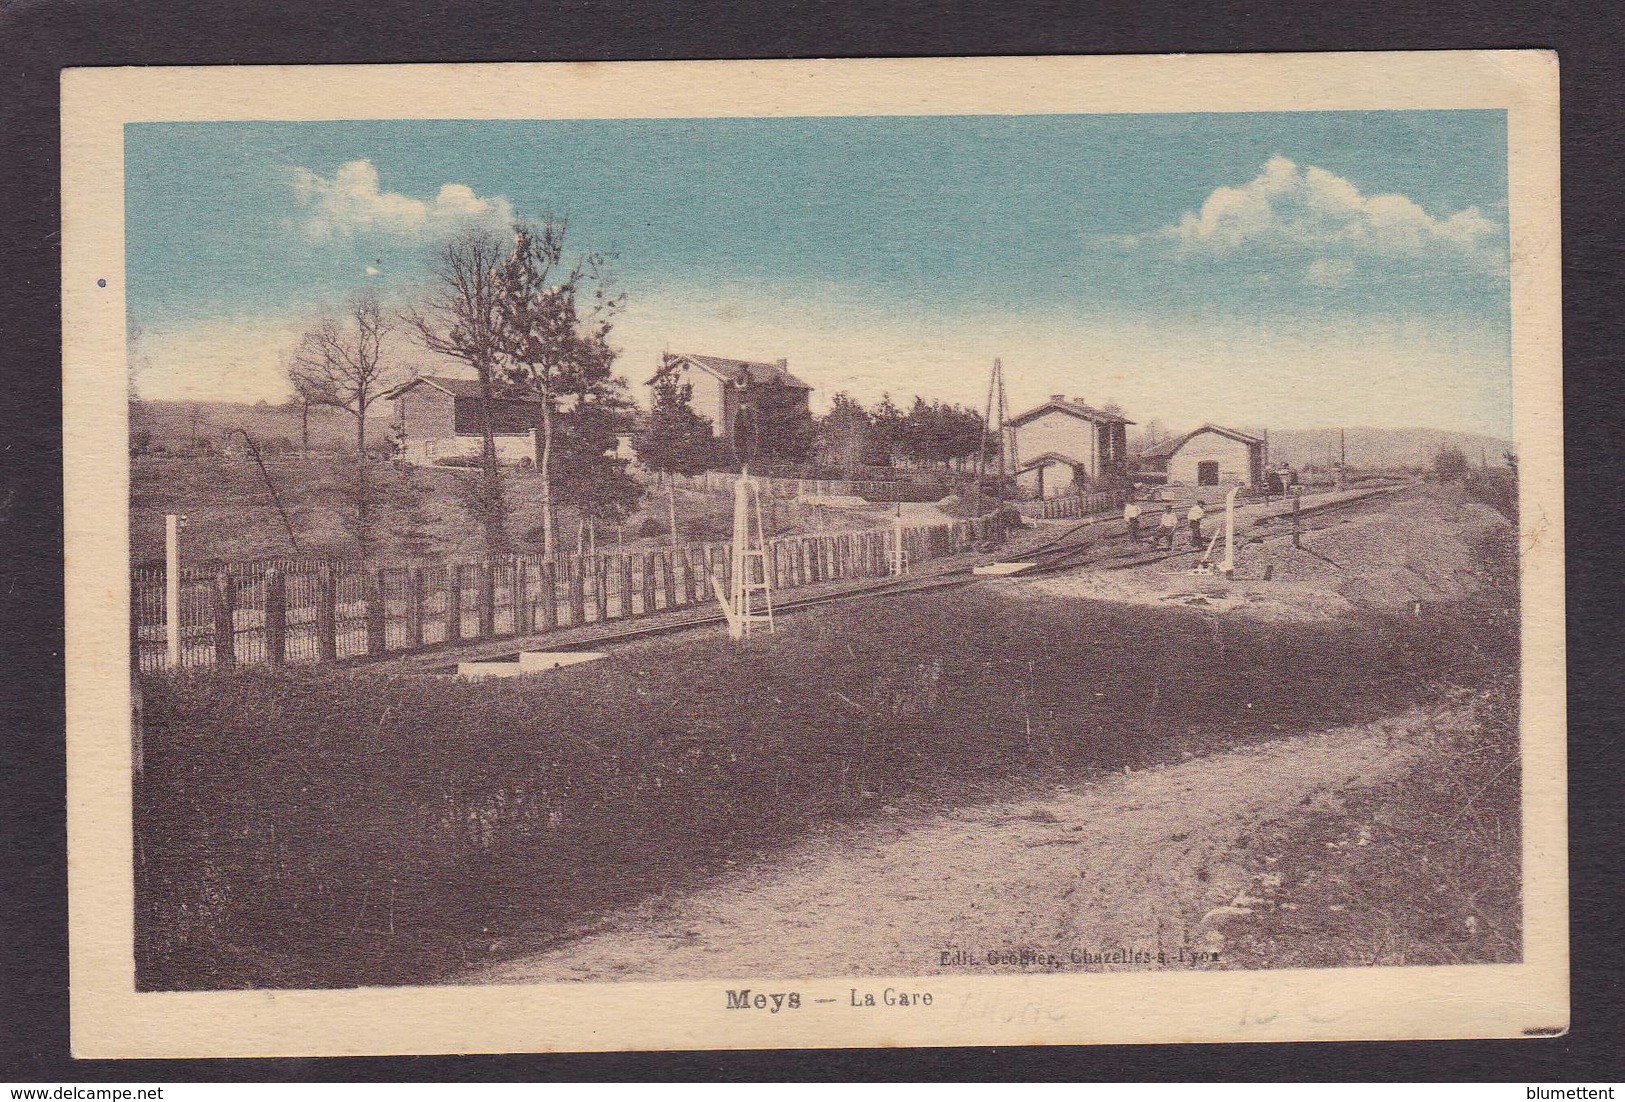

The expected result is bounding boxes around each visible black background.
[2,0,1620,1082]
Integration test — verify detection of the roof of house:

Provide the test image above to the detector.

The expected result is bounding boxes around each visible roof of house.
[380,375,541,403]
[1017,450,1091,472]
[670,353,812,391]
[1144,423,1265,459]
[1008,395,1134,428]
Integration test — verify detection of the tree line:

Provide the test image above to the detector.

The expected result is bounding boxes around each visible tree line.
[633,380,993,482]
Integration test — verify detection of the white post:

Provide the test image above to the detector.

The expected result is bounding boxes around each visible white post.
[892,505,907,576]
[728,467,750,639]
[1221,485,1240,576]
[165,513,181,668]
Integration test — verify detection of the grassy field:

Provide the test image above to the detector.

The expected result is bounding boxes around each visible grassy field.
[1219,672,1521,968]
[134,564,1519,990]
[131,455,876,565]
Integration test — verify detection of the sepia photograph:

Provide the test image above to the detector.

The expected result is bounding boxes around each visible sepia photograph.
[61,53,1566,1056]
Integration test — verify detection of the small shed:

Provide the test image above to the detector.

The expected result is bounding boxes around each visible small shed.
[1148,424,1265,488]
[382,375,542,466]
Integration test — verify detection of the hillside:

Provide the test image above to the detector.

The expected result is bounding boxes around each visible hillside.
[1260,427,1513,471]
[129,455,881,565]
[130,399,390,454]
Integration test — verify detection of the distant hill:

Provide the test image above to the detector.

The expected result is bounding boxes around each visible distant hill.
[1262,427,1515,471]
[130,399,391,454]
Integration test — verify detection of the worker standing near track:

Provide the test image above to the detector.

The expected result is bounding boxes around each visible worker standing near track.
[1123,499,1143,543]
[1157,504,1178,549]
[1188,499,1207,549]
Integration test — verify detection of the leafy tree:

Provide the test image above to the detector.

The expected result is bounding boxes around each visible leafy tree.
[815,391,875,474]
[496,220,642,551]
[1132,418,1172,456]
[288,290,399,556]
[870,393,904,465]
[405,229,512,554]
[548,272,643,528]
[636,355,716,479]
[736,383,815,466]
[897,397,982,468]
[1433,444,1470,480]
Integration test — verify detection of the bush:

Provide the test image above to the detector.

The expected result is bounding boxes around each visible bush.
[1465,467,1518,525]
[1433,445,1470,480]
[133,587,1518,991]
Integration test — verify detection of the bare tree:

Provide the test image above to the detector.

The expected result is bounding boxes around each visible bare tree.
[288,290,397,555]
[405,229,511,554]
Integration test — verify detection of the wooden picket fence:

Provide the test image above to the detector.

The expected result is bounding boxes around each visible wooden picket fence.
[132,514,1009,673]
[1012,489,1128,521]
[669,470,945,501]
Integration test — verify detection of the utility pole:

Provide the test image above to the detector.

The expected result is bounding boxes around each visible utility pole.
[974,358,1008,516]
[1262,427,1271,504]
[1337,428,1347,490]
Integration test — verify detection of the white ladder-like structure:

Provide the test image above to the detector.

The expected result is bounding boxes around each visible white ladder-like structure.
[712,468,775,639]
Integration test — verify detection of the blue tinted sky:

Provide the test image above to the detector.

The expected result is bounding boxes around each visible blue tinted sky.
[125,111,1511,436]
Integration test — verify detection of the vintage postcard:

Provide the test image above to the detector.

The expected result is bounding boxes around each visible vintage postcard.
[62,52,1565,1057]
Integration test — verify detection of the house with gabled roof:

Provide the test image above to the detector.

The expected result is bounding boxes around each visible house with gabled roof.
[1007,394,1133,498]
[381,375,543,466]
[1143,423,1265,488]
[659,352,814,449]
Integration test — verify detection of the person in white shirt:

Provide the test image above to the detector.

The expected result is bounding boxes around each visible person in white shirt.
[1123,500,1143,543]
[1157,505,1178,549]
[1188,500,1207,548]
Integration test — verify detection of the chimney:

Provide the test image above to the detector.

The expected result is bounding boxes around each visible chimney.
[1051,394,1066,403]
[777,358,789,370]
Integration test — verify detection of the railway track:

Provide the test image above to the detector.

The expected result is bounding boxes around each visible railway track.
[419,483,1413,670]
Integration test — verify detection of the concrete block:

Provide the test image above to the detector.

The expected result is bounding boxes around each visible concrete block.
[456,651,608,680]
[972,562,1038,576]
[518,651,608,671]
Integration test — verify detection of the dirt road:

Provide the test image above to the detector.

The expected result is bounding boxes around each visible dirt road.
[467,707,1457,984]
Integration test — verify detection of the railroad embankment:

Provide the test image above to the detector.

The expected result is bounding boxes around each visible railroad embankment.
[1008,483,1512,623]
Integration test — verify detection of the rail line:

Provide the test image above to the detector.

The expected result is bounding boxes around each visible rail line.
[417,483,1414,670]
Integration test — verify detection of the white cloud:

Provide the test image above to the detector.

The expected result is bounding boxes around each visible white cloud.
[1163,155,1501,265]
[289,159,514,241]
